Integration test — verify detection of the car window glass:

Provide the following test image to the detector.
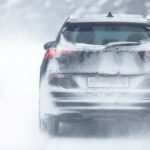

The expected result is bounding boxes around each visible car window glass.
[61,23,150,45]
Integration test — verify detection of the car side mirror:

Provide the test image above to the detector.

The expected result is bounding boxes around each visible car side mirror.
[44,41,55,50]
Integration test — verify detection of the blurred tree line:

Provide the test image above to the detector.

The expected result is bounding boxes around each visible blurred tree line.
[0,0,150,41]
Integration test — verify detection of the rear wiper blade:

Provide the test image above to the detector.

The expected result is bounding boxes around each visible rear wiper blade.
[106,41,141,47]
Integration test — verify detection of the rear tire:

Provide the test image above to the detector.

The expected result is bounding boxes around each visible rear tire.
[47,116,59,136]
[39,119,47,132]
[39,75,59,136]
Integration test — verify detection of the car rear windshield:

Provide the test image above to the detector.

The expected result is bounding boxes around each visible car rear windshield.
[61,22,150,45]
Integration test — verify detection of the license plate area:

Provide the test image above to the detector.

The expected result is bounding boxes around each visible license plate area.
[87,76,129,88]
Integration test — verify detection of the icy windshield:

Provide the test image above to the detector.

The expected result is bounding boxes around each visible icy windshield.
[61,23,150,45]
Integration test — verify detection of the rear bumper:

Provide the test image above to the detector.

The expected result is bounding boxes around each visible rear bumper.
[48,89,150,122]
[53,109,150,122]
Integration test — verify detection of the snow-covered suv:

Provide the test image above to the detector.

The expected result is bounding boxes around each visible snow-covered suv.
[39,12,150,135]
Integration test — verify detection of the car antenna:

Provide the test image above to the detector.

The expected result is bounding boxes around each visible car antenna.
[107,12,113,17]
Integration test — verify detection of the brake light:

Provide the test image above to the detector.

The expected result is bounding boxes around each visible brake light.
[56,49,73,60]
[44,49,55,59]
[138,51,150,59]
[145,51,150,57]
[61,50,72,56]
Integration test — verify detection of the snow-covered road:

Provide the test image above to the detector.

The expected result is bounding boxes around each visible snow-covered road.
[0,39,43,150]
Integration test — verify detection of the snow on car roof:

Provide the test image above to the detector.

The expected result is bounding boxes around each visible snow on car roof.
[68,13,149,24]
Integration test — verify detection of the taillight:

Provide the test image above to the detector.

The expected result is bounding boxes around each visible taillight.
[138,51,150,59]
[61,50,72,56]
[56,49,73,59]
[44,49,55,59]
[145,51,150,57]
